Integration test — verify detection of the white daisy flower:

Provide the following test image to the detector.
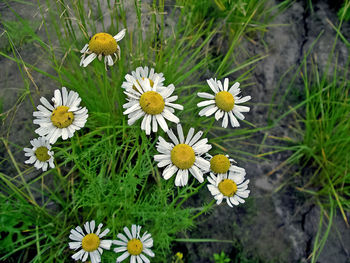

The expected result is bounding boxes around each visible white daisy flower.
[33,87,88,144]
[154,124,212,187]
[207,170,250,207]
[122,77,183,135]
[23,137,54,171]
[206,153,246,177]
[197,78,251,128]
[69,220,112,263]
[113,224,155,263]
[121,66,165,94]
[80,29,126,70]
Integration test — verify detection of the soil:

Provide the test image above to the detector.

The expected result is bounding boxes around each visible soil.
[1,0,349,263]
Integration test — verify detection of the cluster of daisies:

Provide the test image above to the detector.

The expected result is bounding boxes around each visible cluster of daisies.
[24,87,88,171]
[69,220,154,263]
[23,29,252,262]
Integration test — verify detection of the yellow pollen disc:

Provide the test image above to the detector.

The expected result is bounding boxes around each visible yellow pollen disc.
[171,144,196,170]
[34,146,50,162]
[81,233,100,252]
[210,154,230,174]
[215,91,235,112]
[218,179,237,197]
[132,78,154,92]
[127,239,143,255]
[51,106,74,128]
[139,91,165,115]
[89,33,118,55]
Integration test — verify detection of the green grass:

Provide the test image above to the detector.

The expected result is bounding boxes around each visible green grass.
[263,1,350,261]
[0,0,283,262]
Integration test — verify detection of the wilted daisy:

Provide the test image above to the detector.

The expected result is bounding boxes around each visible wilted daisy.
[23,137,54,171]
[80,29,126,70]
[207,153,246,176]
[33,87,88,144]
[197,78,251,128]
[123,77,183,135]
[114,224,154,263]
[154,124,212,186]
[207,170,250,207]
[69,220,112,263]
[122,66,165,94]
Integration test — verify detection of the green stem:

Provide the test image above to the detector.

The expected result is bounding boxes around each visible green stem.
[191,199,216,220]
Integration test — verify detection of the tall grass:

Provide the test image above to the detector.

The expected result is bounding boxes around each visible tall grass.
[263,1,350,261]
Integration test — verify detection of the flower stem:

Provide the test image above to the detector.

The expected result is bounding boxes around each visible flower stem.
[191,199,216,220]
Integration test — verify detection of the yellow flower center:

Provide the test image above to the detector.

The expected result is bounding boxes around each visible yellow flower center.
[127,239,143,255]
[51,106,74,128]
[133,78,154,92]
[88,33,118,55]
[215,91,235,112]
[218,179,237,197]
[81,233,100,252]
[139,91,165,115]
[34,146,50,162]
[171,144,195,170]
[210,154,230,174]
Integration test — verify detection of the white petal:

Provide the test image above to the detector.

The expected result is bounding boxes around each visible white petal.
[40,97,54,110]
[72,249,85,260]
[114,246,127,253]
[162,109,179,124]
[197,92,214,99]
[207,78,219,93]
[99,239,112,250]
[224,78,229,91]
[185,128,194,144]
[229,111,240,127]
[107,55,113,66]
[156,114,168,132]
[215,110,224,121]
[235,95,251,104]
[61,87,68,106]
[222,112,228,128]
[124,227,132,239]
[69,241,81,250]
[117,233,128,243]
[82,53,97,67]
[176,124,184,143]
[197,100,215,107]
[167,129,179,145]
[84,221,90,234]
[163,165,178,180]
[99,228,110,238]
[233,108,245,120]
[114,29,126,41]
[117,251,130,262]
[189,166,204,183]
[140,254,151,263]
[228,82,240,94]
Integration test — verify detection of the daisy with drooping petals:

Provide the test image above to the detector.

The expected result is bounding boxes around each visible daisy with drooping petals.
[123,77,183,135]
[197,78,251,128]
[114,224,154,263]
[69,220,112,263]
[33,87,88,144]
[154,124,212,187]
[207,170,250,207]
[80,29,126,70]
[23,137,54,171]
[206,153,246,177]
[121,66,165,93]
